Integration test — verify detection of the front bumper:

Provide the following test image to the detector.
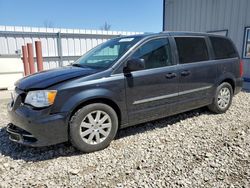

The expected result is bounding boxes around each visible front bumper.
[7,101,68,147]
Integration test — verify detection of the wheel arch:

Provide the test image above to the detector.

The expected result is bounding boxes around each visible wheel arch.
[68,97,122,128]
[216,73,236,94]
[218,78,235,94]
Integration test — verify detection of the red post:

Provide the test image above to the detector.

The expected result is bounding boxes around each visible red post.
[27,43,35,74]
[21,46,30,76]
[35,41,43,72]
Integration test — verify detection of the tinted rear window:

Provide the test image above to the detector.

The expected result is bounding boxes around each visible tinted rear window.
[175,37,209,64]
[210,37,238,59]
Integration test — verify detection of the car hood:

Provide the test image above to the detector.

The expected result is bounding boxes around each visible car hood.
[16,66,99,91]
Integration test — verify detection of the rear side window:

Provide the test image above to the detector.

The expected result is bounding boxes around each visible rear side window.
[210,37,238,59]
[175,37,209,64]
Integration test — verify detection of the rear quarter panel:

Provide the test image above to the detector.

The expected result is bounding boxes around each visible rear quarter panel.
[215,57,240,88]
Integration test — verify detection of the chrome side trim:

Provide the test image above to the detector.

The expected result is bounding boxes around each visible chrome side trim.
[133,93,178,105]
[133,86,212,105]
[179,86,212,95]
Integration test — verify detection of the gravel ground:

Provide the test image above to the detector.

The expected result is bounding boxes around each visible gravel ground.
[0,92,250,188]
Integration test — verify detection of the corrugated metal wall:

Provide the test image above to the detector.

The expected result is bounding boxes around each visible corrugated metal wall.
[164,0,250,78]
[0,25,143,70]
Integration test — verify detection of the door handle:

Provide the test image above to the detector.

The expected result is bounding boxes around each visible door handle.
[181,70,191,77]
[165,72,177,79]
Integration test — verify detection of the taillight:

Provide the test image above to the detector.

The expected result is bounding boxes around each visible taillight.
[240,60,244,77]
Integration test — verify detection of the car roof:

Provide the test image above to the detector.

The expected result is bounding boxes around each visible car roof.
[121,31,228,40]
[165,31,228,38]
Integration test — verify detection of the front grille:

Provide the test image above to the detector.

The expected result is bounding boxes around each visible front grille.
[7,124,37,143]
[23,136,37,143]
[8,124,31,135]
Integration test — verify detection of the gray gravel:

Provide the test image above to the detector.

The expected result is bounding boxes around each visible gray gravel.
[0,92,250,187]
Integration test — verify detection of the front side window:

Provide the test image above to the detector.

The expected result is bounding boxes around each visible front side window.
[175,37,209,64]
[243,27,250,59]
[73,37,142,69]
[210,36,238,60]
[131,38,172,69]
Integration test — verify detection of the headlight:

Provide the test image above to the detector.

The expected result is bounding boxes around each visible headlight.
[25,90,57,108]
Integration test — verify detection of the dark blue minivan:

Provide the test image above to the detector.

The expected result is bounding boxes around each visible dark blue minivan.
[7,32,243,152]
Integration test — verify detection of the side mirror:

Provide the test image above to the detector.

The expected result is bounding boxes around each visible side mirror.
[124,58,145,73]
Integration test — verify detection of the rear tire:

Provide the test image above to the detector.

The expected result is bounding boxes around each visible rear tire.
[208,82,233,114]
[70,103,118,153]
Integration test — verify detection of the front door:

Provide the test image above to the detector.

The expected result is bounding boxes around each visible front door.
[124,37,179,124]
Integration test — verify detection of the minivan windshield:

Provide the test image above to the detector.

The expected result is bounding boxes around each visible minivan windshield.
[72,36,142,69]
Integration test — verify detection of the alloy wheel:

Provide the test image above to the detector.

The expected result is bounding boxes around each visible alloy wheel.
[80,110,112,145]
[217,87,231,109]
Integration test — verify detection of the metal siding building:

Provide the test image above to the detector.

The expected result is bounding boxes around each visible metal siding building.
[164,0,250,84]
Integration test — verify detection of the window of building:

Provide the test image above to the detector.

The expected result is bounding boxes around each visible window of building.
[131,38,172,69]
[243,27,250,59]
[210,37,238,60]
[175,37,209,64]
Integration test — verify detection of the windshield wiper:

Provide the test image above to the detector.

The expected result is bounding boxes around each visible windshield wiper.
[71,63,83,67]
[71,64,92,69]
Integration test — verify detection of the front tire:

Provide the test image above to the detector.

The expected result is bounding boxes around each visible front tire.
[70,103,118,153]
[208,82,233,114]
